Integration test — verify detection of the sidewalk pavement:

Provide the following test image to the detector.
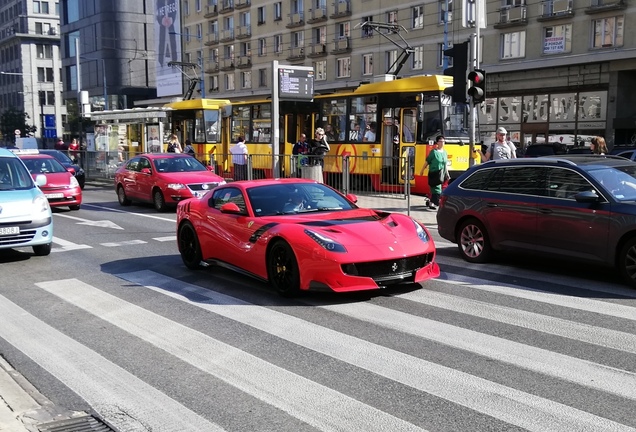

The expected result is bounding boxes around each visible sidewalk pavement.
[0,356,85,432]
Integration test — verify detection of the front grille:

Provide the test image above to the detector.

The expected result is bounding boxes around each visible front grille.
[0,228,36,245]
[342,253,434,284]
[188,182,221,191]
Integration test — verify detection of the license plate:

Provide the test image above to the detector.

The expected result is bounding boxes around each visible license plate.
[0,226,19,236]
[45,193,64,199]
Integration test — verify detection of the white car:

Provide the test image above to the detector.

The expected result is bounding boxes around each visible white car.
[0,148,53,255]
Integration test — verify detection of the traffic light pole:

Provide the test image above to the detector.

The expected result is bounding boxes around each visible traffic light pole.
[469,30,480,167]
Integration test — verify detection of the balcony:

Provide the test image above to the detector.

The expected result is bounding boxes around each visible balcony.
[220,29,235,42]
[219,0,234,14]
[235,0,250,9]
[585,0,626,14]
[307,7,328,23]
[205,32,219,46]
[286,13,304,28]
[236,55,252,68]
[330,0,351,18]
[331,37,351,54]
[205,60,220,74]
[204,3,218,17]
[220,58,235,71]
[286,46,305,62]
[494,5,528,28]
[236,25,251,39]
[538,0,574,20]
[307,43,328,58]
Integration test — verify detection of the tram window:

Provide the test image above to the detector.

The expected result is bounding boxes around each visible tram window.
[349,97,377,141]
[204,110,220,143]
[194,110,206,142]
[232,106,251,141]
[402,109,417,143]
[321,98,347,141]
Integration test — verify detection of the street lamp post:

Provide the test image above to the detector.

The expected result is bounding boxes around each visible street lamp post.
[169,31,205,98]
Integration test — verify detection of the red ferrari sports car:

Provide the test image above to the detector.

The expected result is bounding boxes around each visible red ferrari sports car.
[176,179,440,295]
[18,152,82,210]
[114,153,226,211]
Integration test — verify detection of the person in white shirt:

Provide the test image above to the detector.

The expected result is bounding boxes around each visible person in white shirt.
[363,122,376,142]
[479,127,517,161]
[229,136,248,180]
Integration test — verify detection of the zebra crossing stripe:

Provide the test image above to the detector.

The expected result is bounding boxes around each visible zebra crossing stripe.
[0,294,224,432]
[398,289,636,353]
[36,278,427,432]
[313,299,636,401]
[440,273,636,321]
[116,270,634,432]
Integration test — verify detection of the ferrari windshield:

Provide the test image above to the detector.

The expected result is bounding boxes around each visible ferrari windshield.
[247,183,357,216]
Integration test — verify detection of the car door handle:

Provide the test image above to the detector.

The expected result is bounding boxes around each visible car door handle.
[486,203,498,208]
[538,208,553,214]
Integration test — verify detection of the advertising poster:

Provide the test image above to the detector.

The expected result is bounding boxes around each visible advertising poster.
[155,0,182,97]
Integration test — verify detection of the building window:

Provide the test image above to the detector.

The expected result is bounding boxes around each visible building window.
[543,24,571,54]
[211,75,219,91]
[336,57,350,78]
[437,43,446,67]
[362,54,373,76]
[196,0,201,12]
[313,26,327,45]
[362,16,373,38]
[274,34,283,53]
[292,31,303,48]
[291,0,303,14]
[37,67,45,82]
[185,27,191,42]
[314,60,327,80]
[257,6,265,24]
[36,44,53,58]
[225,73,235,90]
[412,5,423,28]
[412,46,423,70]
[337,22,350,39]
[241,71,252,89]
[274,2,282,20]
[184,0,190,15]
[258,38,266,56]
[240,41,251,56]
[439,0,452,24]
[259,68,267,87]
[33,1,41,13]
[42,1,49,14]
[501,30,526,59]
[387,10,398,26]
[386,49,397,71]
[197,23,202,40]
[592,16,623,48]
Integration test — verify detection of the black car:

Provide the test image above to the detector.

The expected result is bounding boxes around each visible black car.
[523,143,567,157]
[39,149,85,189]
[437,155,636,287]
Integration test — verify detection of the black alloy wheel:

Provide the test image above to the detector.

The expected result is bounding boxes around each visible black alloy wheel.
[267,240,300,297]
[178,222,203,270]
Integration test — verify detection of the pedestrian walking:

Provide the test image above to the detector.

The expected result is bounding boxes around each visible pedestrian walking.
[230,136,248,180]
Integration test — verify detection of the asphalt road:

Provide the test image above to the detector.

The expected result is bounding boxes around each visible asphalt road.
[1,184,635,432]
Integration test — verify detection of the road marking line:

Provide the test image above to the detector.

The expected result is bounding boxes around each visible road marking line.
[52,236,92,252]
[0,294,224,432]
[153,236,176,242]
[100,240,147,247]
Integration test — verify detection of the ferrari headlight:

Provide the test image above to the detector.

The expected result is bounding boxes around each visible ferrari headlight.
[304,229,347,253]
[167,183,186,190]
[413,219,430,243]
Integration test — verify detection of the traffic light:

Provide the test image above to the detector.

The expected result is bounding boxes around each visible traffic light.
[468,69,486,104]
[443,41,469,104]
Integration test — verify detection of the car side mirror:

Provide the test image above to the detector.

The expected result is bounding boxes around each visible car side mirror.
[220,202,242,214]
[67,167,76,174]
[141,168,152,175]
[574,190,600,203]
[345,193,358,204]
[35,174,47,186]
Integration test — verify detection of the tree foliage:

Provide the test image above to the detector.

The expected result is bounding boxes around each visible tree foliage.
[0,107,36,139]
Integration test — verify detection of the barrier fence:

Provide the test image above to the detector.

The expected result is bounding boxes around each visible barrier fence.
[77,150,417,200]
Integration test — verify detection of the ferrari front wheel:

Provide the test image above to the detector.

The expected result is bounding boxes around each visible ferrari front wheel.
[267,240,300,297]
[178,222,203,270]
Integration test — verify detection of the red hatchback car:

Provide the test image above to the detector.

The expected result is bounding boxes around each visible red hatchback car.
[18,152,82,210]
[115,153,226,211]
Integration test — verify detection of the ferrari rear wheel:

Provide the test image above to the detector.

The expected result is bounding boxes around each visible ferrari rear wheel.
[153,189,167,212]
[178,222,203,270]
[268,240,300,297]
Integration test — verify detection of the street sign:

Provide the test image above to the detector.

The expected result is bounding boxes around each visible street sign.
[277,67,314,101]
[44,114,56,128]
[44,129,57,139]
